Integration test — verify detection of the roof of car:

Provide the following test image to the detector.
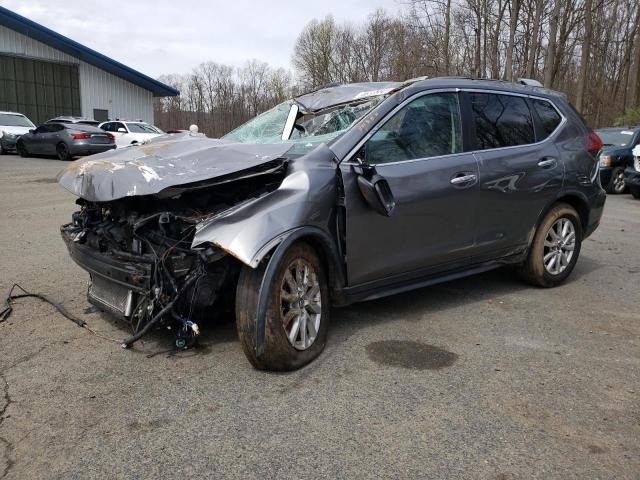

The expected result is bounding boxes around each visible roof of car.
[0,111,27,116]
[293,77,564,112]
[46,116,99,123]
[45,122,103,132]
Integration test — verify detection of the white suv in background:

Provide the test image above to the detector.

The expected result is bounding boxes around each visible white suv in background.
[99,120,164,148]
[0,111,36,154]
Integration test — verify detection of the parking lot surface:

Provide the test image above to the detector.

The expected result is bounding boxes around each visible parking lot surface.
[1,154,639,479]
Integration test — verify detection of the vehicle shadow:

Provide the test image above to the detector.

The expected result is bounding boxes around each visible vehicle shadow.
[327,256,604,347]
[93,254,604,358]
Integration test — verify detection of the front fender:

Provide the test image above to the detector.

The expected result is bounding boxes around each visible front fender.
[191,144,338,268]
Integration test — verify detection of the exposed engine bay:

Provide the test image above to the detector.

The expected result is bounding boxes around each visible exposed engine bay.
[61,158,289,348]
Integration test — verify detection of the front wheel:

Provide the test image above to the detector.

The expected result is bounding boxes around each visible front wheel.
[630,185,640,199]
[518,203,582,287]
[236,242,330,371]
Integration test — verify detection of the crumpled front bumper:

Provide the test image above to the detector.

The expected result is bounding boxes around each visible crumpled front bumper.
[61,225,152,318]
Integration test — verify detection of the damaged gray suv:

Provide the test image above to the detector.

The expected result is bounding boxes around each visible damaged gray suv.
[59,77,606,370]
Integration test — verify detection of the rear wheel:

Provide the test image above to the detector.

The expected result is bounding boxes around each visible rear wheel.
[236,242,330,371]
[518,203,582,287]
[16,141,28,158]
[630,185,640,199]
[604,166,626,194]
[56,142,72,160]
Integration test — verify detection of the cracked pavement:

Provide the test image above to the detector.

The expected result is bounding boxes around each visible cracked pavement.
[0,155,639,479]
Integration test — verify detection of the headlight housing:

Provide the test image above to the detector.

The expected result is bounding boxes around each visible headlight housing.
[599,154,613,167]
[1,131,17,140]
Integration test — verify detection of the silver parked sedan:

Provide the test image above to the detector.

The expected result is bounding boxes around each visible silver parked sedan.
[16,122,116,160]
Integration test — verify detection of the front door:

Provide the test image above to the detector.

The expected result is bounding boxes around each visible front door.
[341,91,481,286]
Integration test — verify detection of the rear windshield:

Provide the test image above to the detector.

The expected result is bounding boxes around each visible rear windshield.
[0,113,34,127]
[596,129,636,147]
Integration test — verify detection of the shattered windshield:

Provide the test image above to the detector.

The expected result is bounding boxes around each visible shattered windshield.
[223,97,384,150]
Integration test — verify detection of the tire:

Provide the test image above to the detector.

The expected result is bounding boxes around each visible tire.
[604,166,626,194]
[630,186,640,199]
[56,142,72,161]
[16,141,28,158]
[518,203,582,288]
[0,145,6,155]
[236,241,330,371]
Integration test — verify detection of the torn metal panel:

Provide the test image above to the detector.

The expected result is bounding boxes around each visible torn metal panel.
[192,144,338,267]
[294,82,401,112]
[57,133,293,202]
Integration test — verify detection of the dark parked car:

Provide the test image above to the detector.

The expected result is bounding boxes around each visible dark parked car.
[624,145,640,199]
[17,123,116,160]
[58,78,605,370]
[595,126,640,194]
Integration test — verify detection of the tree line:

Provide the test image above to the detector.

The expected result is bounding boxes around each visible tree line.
[155,0,640,135]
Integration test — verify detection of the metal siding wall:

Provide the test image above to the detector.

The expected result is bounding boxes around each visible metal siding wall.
[0,25,154,123]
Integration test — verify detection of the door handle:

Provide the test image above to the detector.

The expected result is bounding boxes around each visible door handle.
[537,157,557,168]
[450,174,477,186]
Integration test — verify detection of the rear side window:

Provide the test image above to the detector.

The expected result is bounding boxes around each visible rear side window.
[531,99,562,138]
[470,93,535,149]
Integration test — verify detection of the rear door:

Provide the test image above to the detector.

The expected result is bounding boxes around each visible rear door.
[467,92,564,258]
[341,91,481,286]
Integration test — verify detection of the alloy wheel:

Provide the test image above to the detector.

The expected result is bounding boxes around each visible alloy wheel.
[543,218,576,275]
[280,258,322,350]
[613,170,625,193]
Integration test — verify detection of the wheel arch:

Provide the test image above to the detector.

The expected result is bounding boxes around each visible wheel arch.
[250,226,345,358]
[531,192,589,246]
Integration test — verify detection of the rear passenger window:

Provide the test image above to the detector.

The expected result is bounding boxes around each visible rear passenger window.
[470,93,535,149]
[531,99,562,138]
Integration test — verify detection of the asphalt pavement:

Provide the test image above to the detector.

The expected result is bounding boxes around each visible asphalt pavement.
[1,154,638,479]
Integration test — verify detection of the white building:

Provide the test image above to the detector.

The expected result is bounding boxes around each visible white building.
[0,6,178,125]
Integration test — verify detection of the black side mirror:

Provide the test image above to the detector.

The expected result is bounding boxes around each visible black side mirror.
[354,163,396,217]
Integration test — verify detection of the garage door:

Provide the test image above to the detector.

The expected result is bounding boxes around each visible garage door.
[0,54,81,125]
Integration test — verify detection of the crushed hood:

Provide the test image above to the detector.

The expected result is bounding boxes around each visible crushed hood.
[57,133,292,202]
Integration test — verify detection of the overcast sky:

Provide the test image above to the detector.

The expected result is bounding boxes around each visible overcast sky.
[2,0,401,79]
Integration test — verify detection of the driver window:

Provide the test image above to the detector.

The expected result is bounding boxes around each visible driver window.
[366,93,462,164]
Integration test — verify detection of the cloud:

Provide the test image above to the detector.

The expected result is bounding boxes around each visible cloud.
[1,0,399,77]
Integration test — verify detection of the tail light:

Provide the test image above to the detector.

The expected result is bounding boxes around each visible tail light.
[106,133,115,141]
[72,133,92,140]
[586,131,603,156]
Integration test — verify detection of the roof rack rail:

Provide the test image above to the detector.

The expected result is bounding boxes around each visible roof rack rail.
[517,78,544,87]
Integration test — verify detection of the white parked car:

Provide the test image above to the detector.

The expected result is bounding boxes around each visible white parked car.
[0,111,36,154]
[98,120,164,148]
